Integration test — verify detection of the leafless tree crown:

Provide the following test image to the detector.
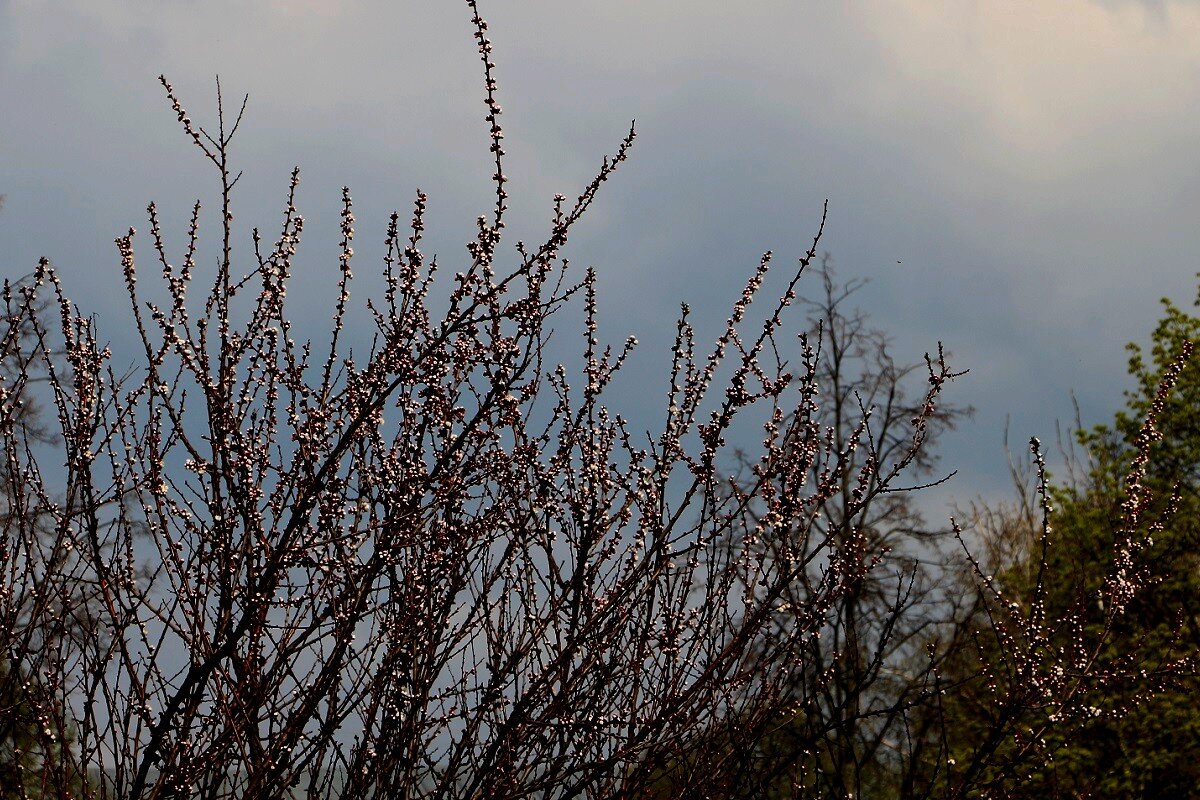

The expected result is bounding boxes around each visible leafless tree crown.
[1,4,1194,799]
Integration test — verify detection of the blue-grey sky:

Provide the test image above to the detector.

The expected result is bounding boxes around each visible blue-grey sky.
[4,0,1200,512]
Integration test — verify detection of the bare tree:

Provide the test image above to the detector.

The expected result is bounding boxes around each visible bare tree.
[1,267,97,794]
[3,4,1198,800]
[636,259,976,799]
[785,262,972,797]
[0,3,961,793]
[645,321,1199,800]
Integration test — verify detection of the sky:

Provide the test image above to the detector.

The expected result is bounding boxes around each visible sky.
[3,0,1200,516]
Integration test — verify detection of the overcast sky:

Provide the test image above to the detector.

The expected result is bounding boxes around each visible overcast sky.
[4,0,1200,513]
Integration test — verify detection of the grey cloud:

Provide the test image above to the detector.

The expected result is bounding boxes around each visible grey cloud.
[3,0,1199,511]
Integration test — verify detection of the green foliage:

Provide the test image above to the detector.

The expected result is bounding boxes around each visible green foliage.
[634,709,906,800]
[935,291,1200,799]
[0,659,47,798]
[1048,295,1200,798]
[0,660,88,799]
